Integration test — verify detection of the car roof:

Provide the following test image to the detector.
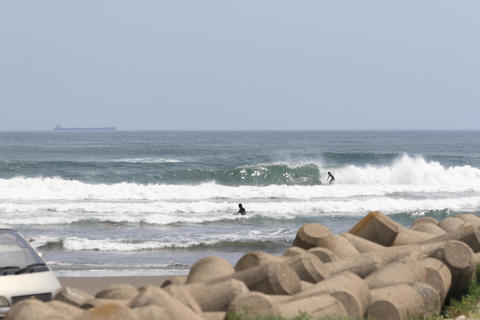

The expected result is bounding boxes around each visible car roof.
[0,224,14,230]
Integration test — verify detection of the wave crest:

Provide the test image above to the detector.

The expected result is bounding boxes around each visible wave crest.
[338,154,480,187]
[32,236,289,252]
[0,154,479,201]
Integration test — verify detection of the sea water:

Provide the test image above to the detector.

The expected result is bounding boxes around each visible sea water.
[0,131,479,276]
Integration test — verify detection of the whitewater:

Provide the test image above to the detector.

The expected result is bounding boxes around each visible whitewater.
[1,131,479,275]
[1,155,479,221]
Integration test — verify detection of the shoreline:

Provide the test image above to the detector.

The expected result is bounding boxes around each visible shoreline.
[58,275,173,295]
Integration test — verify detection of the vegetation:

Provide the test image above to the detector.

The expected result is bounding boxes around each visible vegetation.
[440,264,480,319]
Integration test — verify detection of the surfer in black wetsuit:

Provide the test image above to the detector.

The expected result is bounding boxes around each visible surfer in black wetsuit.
[236,203,246,215]
[327,171,335,184]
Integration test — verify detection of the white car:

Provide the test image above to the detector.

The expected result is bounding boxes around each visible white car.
[0,225,61,317]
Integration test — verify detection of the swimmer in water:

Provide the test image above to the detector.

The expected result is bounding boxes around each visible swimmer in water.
[236,203,246,215]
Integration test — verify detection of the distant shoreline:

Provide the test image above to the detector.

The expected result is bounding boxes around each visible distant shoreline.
[53,126,116,132]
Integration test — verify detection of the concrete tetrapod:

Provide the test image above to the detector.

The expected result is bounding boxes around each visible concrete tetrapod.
[416,258,452,303]
[283,245,340,263]
[413,282,442,317]
[75,304,138,320]
[130,305,168,320]
[293,223,360,257]
[439,217,466,233]
[284,245,340,263]
[4,299,68,320]
[234,251,285,271]
[365,256,452,304]
[203,312,226,320]
[129,285,203,320]
[290,271,371,318]
[55,287,94,308]
[307,247,339,263]
[161,285,203,313]
[234,251,326,283]
[95,284,139,300]
[283,254,326,283]
[366,259,426,289]
[411,222,447,235]
[80,298,130,310]
[339,232,385,253]
[46,301,83,318]
[393,228,436,246]
[186,256,234,284]
[318,233,360,258]
[229,292,347,319]
[292,223,331,249]
[282,246,307,257]
[422,224,480,253]
[348,211,405,246]
[367,284,424,320]
[429,240,474,297]
[161,276,187,288]
[473,251,480,267]
[410,216,440,229]
[448,263,475,298]
[320,241,452,279]
[211,262,302,295]
[300,281,314,291]
[165,279,249,312]
[456,213,480,229]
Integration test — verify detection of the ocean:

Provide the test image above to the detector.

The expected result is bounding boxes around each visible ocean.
[1,131,479,276]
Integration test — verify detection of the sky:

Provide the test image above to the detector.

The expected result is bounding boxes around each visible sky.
[0,1,479,131]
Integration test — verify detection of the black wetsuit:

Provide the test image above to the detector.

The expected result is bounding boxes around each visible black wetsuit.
[328,173,335,184]
[238,207,246,215]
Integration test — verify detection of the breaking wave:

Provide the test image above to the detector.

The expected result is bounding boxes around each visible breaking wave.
[30,230,292,252]
[1,195,479,226]
[0,161,477,199]
[1,154,479,226]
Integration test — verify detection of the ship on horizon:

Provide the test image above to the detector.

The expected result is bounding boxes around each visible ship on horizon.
[53,125,117,132]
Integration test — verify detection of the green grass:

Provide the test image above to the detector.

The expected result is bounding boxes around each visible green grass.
[440,264,480,319]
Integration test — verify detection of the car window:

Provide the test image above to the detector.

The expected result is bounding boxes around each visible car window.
[0,230,43,268]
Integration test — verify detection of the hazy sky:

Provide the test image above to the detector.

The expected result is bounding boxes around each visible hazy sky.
[1,1,479,130]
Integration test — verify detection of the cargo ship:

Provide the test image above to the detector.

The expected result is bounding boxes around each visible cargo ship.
[53,125,117,132]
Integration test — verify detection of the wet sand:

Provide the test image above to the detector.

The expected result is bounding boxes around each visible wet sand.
[58,276,172,295]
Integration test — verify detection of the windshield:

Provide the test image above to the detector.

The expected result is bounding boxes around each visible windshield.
[0,229,44,269]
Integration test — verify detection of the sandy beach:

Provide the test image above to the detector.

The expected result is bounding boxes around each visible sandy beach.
[58,276,172,295]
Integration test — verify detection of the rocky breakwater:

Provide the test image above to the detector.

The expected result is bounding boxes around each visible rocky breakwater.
[5,211,480,320]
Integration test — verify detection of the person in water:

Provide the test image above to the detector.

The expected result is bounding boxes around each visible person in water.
[236,203,246,215]
[327,171,335,184]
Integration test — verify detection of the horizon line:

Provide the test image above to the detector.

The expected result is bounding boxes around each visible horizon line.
[0,129,480,133]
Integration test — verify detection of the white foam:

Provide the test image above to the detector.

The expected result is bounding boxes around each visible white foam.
[48,261,187,269]
[29,228,291,251]
[2,194,479,226]
[1,155,480,225]
[113,157,184,163]
[336,154,480,187]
